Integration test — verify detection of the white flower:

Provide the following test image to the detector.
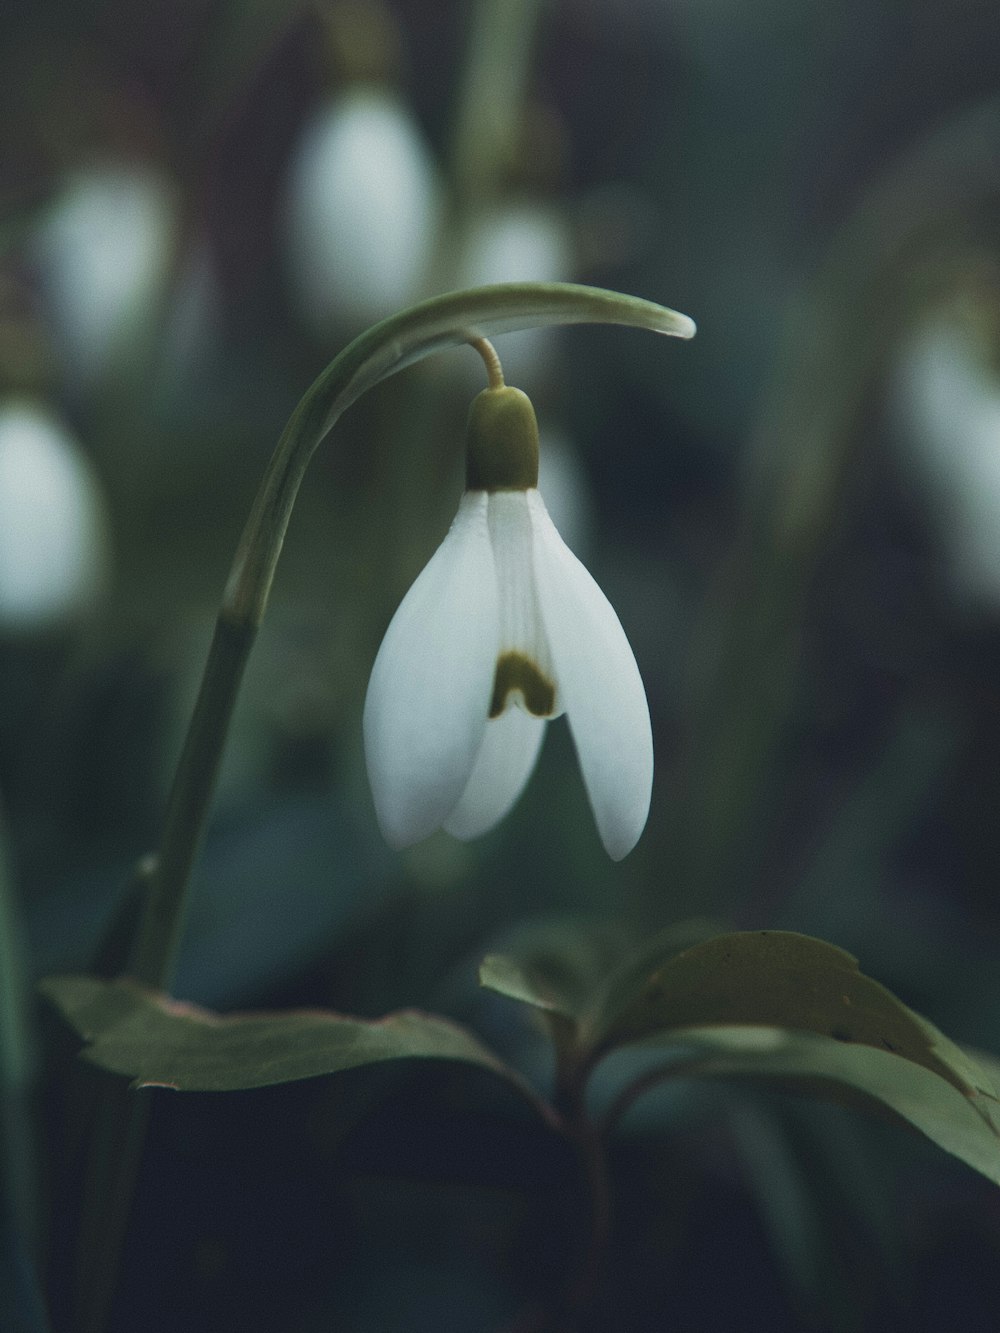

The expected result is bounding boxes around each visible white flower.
[32,161,177,389]
[282,87,441,334]
[0,400,109,630]
[891,308,1000,607]
[363,384,652,860]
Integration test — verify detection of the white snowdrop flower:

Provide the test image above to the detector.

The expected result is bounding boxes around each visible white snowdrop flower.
[892,312,1000,606]
[0,400,108,631]
[283,86,441,333]
[364,355,652,860]
[32,161,176,389]
[455,200,575,390]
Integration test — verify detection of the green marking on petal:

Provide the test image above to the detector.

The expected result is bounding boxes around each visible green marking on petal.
[490,651,556,718]
[465,387,539,492]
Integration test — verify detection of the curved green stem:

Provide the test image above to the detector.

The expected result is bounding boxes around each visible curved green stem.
[0,798,45,1315]
[569,1111,613,1319]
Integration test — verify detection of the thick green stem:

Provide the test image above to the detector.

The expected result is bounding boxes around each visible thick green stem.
[128,613,255,986]
[570,1113,612,1319]
[74,1087,151,1333]
[0,799,44,1307]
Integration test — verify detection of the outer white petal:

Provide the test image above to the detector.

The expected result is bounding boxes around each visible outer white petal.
[528,491,652,860]
[363,492,497,847]
[443,707,546,840]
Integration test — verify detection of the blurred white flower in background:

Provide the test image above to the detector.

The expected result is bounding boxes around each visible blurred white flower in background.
[535,422,592,558]
[0,400,109,632]
[891,305,1000,607]
[454,200,575,390]
[282,86,442,334]
[31,162,178,390]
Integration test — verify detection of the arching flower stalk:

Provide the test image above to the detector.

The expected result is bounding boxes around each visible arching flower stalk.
[127,283,693,987]
[364,339,652,859]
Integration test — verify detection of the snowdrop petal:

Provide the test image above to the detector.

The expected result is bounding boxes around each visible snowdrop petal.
[528,491,652,860]
[444,707,546,840]
[364,492,498,847]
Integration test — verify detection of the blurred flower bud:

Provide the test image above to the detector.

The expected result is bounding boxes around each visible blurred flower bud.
[891,295,1000,608]
[454,199,575,390]
[282,86,441,334]
[31,162,177,390]
[0,400,109,631]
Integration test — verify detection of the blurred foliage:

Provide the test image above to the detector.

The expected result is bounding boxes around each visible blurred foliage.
[4,0,1000,1329]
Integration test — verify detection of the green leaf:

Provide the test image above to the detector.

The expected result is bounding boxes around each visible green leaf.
[583,919,729,1047]
[590,931,992,1097]
[480,926,1000,1185]
[39,974,549,1117]
[653,1025,1000,1188]
[479,916,640,1025]
[479,927,994,1100]
[479,917,726,1046]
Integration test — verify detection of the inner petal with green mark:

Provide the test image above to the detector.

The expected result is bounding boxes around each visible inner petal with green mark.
[489,650,556,717]
[486,490,562,719]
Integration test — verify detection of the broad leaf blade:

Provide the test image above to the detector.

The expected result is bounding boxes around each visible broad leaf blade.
[583,918,727,1045]
[660,1025,1000,1188]
[595,930,984,1097]
[589,929,1000,1188]
[478,953,577,1021]
[478,916,638,1025]
[40,974,544,1111]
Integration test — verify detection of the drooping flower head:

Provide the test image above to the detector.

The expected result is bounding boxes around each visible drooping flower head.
[363,340,652,859]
